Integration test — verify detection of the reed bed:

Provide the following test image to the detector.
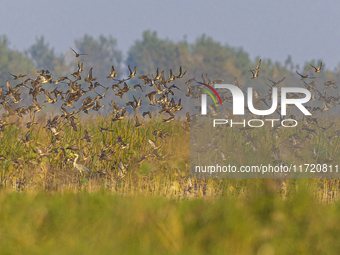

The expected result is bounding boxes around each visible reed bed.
[0,112,339,204]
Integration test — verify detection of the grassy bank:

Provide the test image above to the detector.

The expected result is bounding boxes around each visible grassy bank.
[0,185,340,255]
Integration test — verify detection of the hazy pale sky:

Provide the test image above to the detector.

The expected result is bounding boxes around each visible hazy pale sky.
[2,0,340,70]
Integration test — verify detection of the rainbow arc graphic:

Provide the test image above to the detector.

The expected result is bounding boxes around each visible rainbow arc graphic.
[197,82,223,115]
[197,82,223,107]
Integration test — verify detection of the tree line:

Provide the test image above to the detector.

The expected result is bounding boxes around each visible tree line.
[0,30,338,113]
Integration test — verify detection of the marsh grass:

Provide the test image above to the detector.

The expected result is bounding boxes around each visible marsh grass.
[1,187,340,254]
[0,111,338,203]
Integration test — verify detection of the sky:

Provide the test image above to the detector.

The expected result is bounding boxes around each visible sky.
[2,0,340,70]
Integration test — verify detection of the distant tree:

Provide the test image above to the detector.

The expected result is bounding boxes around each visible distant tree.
[126,30,314,91]
[284,55,294,71]
[0,35,35,86]
[73,34,122,84]
[26,35,65,74]
[189,34,253,82]
[126,30,186,76]
[127,31,252,83]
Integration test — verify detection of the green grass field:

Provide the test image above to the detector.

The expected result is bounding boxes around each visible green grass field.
[1,185,340,255]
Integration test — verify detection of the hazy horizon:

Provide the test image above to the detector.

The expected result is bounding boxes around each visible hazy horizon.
[2,0,340,70]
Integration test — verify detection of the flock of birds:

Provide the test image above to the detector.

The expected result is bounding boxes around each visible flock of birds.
[246,59,339,118]
[0,47,196,177]
[192,59,340,176]
[0,47,339,179]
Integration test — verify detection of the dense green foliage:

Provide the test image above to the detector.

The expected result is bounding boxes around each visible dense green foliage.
[26,36,65,74]
[0,35,36,85]
[73,34,123,83]
[1,186,340,255]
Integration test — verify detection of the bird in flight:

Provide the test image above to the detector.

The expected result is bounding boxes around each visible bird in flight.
[296,71,315,80]
[107,66,118,79]
[70,47,87,57]
[128,65,137,79]
[267,77,285,87]
[250,59,262,79]
[310,62,322,73]
[8,72,26,80]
